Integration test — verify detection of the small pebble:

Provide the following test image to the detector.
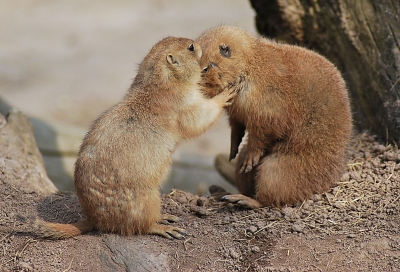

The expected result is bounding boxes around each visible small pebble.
[281,207,294,217]
[248,225,258,233]
[333,201,346,209]
[350,171,361,181]
[364,162,371,169]
[340,172,350,182]
[255,221,266,229]
[251,246,260,253]
[291,222,305,233]
[197,196,208,206]
[229,248,240,259]
[176,195,187,204]
[373,144,386,154]
[19,262,33,271]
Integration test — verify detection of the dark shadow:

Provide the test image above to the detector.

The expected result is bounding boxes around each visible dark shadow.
[35,192,100,237]
[36,192,82,223]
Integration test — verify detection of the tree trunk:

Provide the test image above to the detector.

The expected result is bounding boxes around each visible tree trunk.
[250,0,400,144]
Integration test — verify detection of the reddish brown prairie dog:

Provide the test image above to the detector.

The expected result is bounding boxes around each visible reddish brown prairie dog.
[197,26,352,208]
[34,37,236,239]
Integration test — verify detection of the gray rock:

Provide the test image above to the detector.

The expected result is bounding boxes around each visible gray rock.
[0,110,57,194]
[291,222,305,233]
[103,235,170,272]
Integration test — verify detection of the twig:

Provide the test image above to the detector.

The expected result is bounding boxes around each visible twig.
[14,238,37,261]
[0,233,12,243]
[62,258,74,272]
[232,238,248,242]
[173,250,179,261]
[169,198,179,207]
[253,221,279,235]
[183,237,191,251]
[168,189,177,196]
[385,164,395,182]
[214,259,229,265]
[311,264,323,272]
[296,199,306,212]
[255,255,267,262]
[324,193,332,206]
[389,77,400,92]
[237,214,255,220]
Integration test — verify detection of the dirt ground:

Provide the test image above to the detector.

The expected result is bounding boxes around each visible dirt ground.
[1,132,399,271]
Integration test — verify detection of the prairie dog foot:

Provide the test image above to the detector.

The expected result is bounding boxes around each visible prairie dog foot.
[149,223,188,240]
[222,194,263,209]
[239,149,262,173]
[209,184,231,201]
[158,214,181,224]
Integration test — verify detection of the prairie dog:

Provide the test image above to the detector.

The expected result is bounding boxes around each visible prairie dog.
[35,37,236,239]
[197,26,352,208]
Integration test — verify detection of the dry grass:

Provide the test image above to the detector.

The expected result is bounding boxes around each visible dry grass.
[207,133,400,239]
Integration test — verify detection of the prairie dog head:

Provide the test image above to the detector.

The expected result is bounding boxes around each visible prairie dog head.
[137,37,202,85]
[196,26,254,97]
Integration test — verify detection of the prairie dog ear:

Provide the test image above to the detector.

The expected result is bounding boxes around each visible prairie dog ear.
[167,54,179,66]
[219,44,231,58]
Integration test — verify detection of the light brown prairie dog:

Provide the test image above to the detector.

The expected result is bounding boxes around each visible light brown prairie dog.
[34,37,236,239]
[197,26,352,208]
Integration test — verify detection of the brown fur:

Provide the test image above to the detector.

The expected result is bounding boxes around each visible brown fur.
[197,26,352,207]
[35,37,236,239]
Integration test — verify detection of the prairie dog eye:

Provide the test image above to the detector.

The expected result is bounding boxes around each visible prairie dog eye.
[219,44,231,58]
[188,44,195,52]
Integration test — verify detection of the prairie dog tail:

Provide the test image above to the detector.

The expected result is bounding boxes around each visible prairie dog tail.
[34,219,95,239]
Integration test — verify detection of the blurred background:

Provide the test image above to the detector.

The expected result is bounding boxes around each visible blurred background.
[0,0,256,193]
